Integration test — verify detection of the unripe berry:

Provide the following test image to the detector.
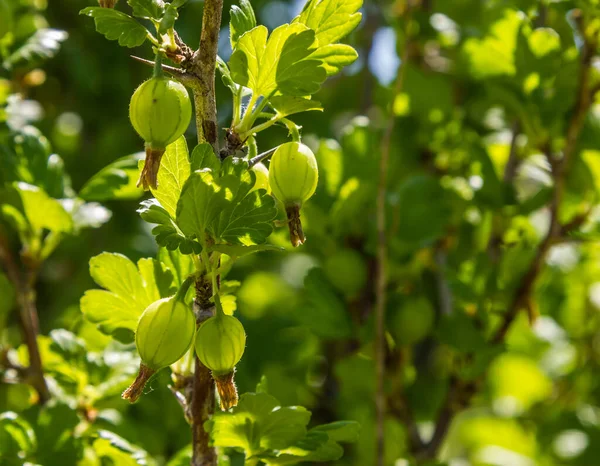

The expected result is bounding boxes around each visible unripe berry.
[324,249,368,298]
[250,163,270,193]
[122,297,196,403]
[195,315,246,409]
[268,142,318,246]
[129,76,192,190]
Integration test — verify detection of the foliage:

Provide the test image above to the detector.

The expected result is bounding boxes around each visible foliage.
[3,0,600,465]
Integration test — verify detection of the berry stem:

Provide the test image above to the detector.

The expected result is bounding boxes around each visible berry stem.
[153,53,164,78]
[175,275,195,303]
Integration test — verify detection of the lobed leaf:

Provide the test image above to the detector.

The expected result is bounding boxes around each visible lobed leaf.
[295,0,363,46]
[80,252,174,341]
[80,7,149,48]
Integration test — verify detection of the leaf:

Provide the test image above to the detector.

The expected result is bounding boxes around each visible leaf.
[4,182,73,235]
[297,268,352,339]
[230,24,326,98]
[269,96,323,118]
[217,56,238,94]
[211,158,278,244]
[230,0,257,49]
[158,247,195,287]
[191,142,221,173]
[158,4,179,34]
[92,430,154,466]
[3,29,68,70]
[149,136,190,218]
[80,252,174,341]
[79,153,145,201]
[213,189,278,245]
[208,243,283,258]
[127,0,165,20]
[139,199,202,254]
[0,412,36,459]
[295,0,363,46]
[176,170,229,243]
[1,126,70,199]
[461,9,522,79]
[395,174,452,244]
[208,392,311,456]
[80,7,149,48]
[311,421,360,443]
[308,43,357,75]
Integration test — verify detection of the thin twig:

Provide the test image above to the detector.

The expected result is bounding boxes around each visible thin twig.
[0,232,49,404]
[130,55,198,87]
[248,147,276,168]
[374,5,413,465]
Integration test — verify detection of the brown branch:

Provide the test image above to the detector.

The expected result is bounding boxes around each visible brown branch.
[417,376,478,461]
[492,17,595,344]
[188,275,217,466]
[182,2,224,465]
[374,5,414,465]
[190,0,223,153]
[0,232,49,404]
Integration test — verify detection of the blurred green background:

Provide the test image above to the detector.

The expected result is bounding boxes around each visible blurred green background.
[4,0,600,465]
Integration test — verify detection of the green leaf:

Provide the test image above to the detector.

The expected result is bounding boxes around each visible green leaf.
[0,412,36,459]
[176,170,229,243]
[297,268,352,339]
[92,430,154,466]
[139,199,202,254]
[79,153,145,201]
[230,24,326,98]
[158,247,195,287]
[461,9,522,79]
[191,142,221,173]
[213,189,278,245]
[395,174,452,244]
[211,158,278,244]
[158,4,179,34]
[127,0,165,20]
[208,243,283,258]
[80,252,174,341]
[80,7,149,48]
[295,0,363,46]
[1,126,71,199]
[269,96,323,118]
[149,136,190,218]
[311,421,361,443]
[3,29,68,70]
[308,43,357,75]
[216,56,238,94]
[5,182,73,235]
[208,392,311,456]
[230,0,257,49]
[266,434,342,464]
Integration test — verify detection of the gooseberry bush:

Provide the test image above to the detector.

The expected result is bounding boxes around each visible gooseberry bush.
[78,0,361,464]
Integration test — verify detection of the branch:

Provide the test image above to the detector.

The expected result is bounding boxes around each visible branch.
[0,232,49,404]
[492,16,596,344]
[130,55,199,87]
[375,5,413,465]
[188,275,217,466]
[184,3,224,464]
[417,376,478,461]
[190,0,223,152]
